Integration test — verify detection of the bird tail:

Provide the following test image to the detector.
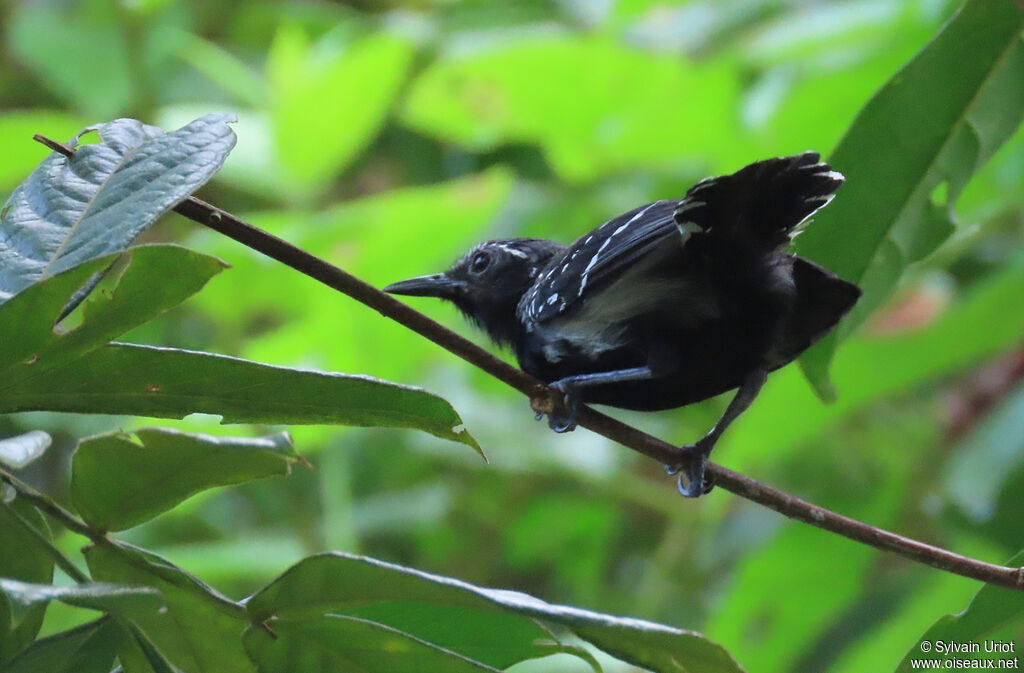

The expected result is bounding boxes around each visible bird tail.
[673,151,844,248]
[770,255,862,367]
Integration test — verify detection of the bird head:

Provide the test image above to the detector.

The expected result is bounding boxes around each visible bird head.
[384,238,565,346]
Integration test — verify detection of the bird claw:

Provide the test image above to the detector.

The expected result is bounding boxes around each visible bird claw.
[542,380,580,433]
[666,440,715,498]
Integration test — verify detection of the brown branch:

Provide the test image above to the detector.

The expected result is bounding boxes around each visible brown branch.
[33,134,1024,592]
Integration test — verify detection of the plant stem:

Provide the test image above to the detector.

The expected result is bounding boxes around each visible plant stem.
[0,467,248,619]
[2,496,89,583]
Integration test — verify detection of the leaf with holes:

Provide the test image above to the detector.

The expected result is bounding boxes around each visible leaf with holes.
[0,245,226,388]
[794,0,1024,398]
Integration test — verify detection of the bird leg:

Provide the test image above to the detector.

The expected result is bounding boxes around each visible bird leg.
[668,367,768,498]
[541,366,654,433]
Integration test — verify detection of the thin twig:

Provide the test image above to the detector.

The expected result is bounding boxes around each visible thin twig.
[1,468,99,541]
[2,495,89,583]
[0,467,248,619]
[33,134,1024,591]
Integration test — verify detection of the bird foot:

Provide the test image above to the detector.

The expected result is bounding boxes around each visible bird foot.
[666,440,716,498]
[535,379,580,433]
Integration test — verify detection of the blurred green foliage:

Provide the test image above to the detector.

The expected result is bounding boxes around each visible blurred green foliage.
[1,0,1023,671]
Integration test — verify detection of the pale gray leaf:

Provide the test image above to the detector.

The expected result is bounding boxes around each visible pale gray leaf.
[0,431,52,469]
[0,113,236,307]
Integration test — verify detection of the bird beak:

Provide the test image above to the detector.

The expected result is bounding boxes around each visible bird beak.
[383,273,463,298]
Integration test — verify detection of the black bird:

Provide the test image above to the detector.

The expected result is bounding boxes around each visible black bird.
[385,152,861,496]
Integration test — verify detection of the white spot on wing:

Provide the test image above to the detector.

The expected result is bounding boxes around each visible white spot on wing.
[675,199,704,215]
[617,202,655,232]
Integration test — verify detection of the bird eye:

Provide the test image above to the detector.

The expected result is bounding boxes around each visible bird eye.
[469,252,492,275]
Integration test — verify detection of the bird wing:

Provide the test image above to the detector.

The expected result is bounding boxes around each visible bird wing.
[518,199,685,324]
[518,152,845,325]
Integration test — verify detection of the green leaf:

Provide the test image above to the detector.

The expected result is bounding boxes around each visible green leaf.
[894,551,1024,672]
[88,541,239,616]
[0,578,163,619]
[7,0,132,118]
[248,552,744,673]
[70,428,299,532]
[84,542,252,673]
[0,113,235,307]
[0,244,477,452]
[830,571,982,673]
[0,431,51,469]
[0,499,54,660]
[943,382,1024,521]
[706,524,875,672]
[402,35,741,181]
[4,343,480,454]
[243,615,501,673]
[268,26,414,195]
[178,35,267,109]
[1,617,122,673]
[123,620,182,673]
[346,602,589,671]
[0,245,227,385]
[795,0,1024,395]
[0,589,11,644]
